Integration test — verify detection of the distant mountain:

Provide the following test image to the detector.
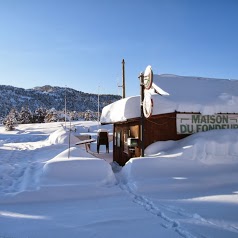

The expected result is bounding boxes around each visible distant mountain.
[0,85,121,118]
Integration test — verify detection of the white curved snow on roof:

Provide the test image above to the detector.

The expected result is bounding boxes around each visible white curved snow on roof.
[101,74,238,123]
[101,95,141,123]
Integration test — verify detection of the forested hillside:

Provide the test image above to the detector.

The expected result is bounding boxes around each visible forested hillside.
[0,85,121,119]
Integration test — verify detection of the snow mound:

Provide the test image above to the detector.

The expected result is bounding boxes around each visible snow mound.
[42,147,116,185]
[145,140,177,156]
[48,127,79,145]
[121,130,238,183]
[145,129,238,164]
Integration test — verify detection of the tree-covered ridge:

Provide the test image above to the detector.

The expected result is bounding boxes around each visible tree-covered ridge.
[0,85,121,119]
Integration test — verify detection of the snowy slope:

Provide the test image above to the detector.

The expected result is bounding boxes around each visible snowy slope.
[0,122,238,238]
[0,84,121,118]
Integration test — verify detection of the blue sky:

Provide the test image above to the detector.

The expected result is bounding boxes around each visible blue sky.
[0,0,238,96]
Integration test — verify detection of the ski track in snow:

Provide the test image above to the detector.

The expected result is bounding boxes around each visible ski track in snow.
[0,137,62,195]
[0,143,39,194]
[157,202,238,235]
[119,182,199,238]
[117,178,238,238]
[111,163,238,238]
[112,166,198,238]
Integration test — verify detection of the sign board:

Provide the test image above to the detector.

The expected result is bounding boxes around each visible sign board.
[144,65,153,90]
[176,114,238,134]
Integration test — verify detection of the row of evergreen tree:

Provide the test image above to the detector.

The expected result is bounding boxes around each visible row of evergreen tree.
[3,107,99,130]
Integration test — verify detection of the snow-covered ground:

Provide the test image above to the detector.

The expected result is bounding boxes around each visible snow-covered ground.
[0,121,238,238]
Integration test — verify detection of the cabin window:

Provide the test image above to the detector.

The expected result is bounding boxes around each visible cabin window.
[114,132,117,146]
[116,131,121,147]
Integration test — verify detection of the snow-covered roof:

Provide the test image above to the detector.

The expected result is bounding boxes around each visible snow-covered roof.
[101,74,238,124]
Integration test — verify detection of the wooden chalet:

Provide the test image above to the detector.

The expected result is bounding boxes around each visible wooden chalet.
[101,74,238,166]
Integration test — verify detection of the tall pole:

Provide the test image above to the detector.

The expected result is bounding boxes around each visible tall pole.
[98,85,100,123]
[139,72,145,157]
[122,59,125,98]
[65,86,67,129]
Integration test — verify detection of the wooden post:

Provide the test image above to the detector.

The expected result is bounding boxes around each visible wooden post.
[122,59,126,98]
[139,72,145,157]
[65,86,67,128]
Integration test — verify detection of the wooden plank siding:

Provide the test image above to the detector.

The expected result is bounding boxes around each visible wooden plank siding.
[113,112,188,165]
[144,112,187,147]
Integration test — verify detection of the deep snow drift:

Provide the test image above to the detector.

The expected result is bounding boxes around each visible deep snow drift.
[0,122,238,238]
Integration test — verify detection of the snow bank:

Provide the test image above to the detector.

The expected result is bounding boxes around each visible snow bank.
[146,129,238,164]
[145,140,177,156]
[42,147,116,185]
[48,127,79,145]
[122,129,238,183]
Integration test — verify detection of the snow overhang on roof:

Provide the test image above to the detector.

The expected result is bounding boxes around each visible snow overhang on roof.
[100,96,141,124]
[100,74,238,124]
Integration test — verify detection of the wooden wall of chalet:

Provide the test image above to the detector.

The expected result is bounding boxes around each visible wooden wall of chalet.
[144,112,187,148]
[113,112,188,166]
